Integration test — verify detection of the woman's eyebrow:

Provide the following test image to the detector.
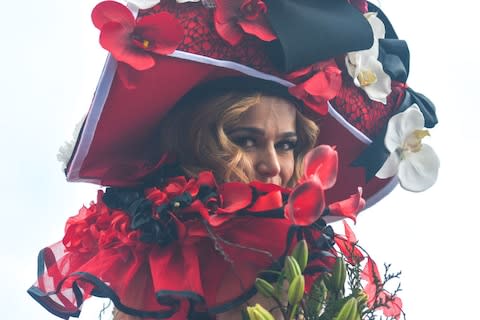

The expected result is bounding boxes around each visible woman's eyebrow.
[228,127,297,138]
[227,127,265,136]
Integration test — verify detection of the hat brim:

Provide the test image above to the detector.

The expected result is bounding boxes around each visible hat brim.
[67,52,396,210]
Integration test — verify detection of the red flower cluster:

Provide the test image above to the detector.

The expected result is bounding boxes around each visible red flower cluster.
[91,1,183,70]
[285,145,365,225]
[214,0,277,46]
[287,60,343,115]
[63,191,141,254]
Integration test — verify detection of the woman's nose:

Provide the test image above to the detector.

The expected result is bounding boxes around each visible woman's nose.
[255,145,281,178]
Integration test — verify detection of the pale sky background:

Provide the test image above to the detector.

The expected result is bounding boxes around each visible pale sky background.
[1,0,478,319]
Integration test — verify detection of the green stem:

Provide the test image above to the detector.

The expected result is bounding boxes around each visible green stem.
[289,304,298,320]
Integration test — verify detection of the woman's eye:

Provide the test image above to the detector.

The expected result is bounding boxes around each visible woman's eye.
[232,137,256,148]
[276,140,296,151]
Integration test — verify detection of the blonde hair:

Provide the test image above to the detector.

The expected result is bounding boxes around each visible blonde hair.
[156,91,319,187]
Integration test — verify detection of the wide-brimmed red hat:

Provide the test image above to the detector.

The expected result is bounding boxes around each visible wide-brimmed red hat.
[66,0,438,210]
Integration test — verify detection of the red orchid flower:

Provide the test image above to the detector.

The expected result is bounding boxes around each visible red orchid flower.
[285,145,338,225]
[334,221,365,265]
[362,257,403,320]
[214,0,277,46]
[91,1,183,70]
[288,59,342,115]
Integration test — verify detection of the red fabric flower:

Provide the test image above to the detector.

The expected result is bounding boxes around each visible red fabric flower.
[288,59,342,115]
[362,257,403,320]
[63,190,141,253]
[334,221,365,265]
[285,145,338,225]
[214,0,277,46]
[91,0,183,70]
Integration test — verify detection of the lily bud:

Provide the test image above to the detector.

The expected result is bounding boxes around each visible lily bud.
[246,304,275,320]
[255,278,275,298]
[288,274,305,305]
[285,256,302,282]
[291,240,309,272]
[334,297,359,320]
[333,257,347,293]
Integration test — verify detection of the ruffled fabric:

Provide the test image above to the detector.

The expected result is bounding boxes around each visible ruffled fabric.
[28,173,337,319]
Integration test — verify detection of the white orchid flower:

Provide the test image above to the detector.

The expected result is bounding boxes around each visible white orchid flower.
[376,104,440,192]
[127,0,161,9]
[346,12,391,104]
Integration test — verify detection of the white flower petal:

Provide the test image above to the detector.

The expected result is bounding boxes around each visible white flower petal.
[397,144,440,192]
[376,152,401,179]
[365,12,386,40]
[127,0,161,9]
[384,104,424,152]
[360,57,391,104]
[345,52,362,79]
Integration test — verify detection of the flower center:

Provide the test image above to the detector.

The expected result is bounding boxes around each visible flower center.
[357,70,377,87]
[402,129,430,155]
[131,34,151,49]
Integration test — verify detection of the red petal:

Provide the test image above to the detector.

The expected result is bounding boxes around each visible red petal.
[303,69,342,99]
[361,256,381,285]
[328,188,365,222]
[197,171,217,188]
[334,235,364,265]
[100,22,154,70]
[217,182,252,213]
[116,63,139,89]
[248,190,284,212]
[303,145,338,189]
[136,12,184,55]
[285,180,325,226]
[238,19,276,41]
[214,20,243,46]
[92,1,134,30]
[286,65,312,81]
[249,181,286,193]
[343,220,357,243]
[380,293,403,320]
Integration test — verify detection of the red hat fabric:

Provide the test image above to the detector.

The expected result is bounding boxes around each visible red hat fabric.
[66,0,437,209]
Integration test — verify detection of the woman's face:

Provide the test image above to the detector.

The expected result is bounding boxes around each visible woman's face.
[227,96,297,186]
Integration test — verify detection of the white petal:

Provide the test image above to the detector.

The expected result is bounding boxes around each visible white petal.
[361,58,391,104]
[376,152,401,179]
[397,144,440,192]
[365,12,386,40]
[384,104,425,152]
[128,0,161,9]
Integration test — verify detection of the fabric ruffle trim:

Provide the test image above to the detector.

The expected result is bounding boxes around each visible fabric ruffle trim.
[28,173,338,319]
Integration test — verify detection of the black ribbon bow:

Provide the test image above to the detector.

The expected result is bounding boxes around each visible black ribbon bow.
[264,0,374,72]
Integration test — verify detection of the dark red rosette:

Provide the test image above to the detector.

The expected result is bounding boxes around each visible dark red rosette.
[214,0,277,46]
[287,59,342,115]
[91,1,183,70]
